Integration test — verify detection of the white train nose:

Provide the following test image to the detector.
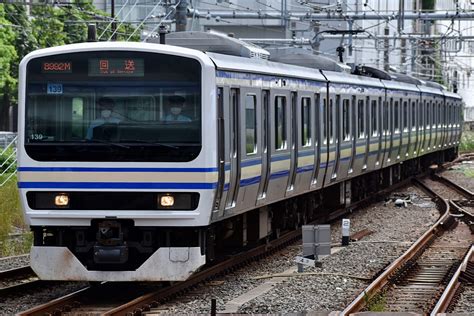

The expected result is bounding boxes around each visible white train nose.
[30,246,206,281]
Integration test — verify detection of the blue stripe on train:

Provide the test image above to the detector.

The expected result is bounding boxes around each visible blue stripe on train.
[18,182,217,190]
[17,167,218,173]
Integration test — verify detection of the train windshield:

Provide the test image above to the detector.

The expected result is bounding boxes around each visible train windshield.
[24,51,202,162]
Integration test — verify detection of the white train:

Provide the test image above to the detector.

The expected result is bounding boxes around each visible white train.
[17,32,462,281]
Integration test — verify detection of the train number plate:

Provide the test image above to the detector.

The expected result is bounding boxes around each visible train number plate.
[47,83,63,95]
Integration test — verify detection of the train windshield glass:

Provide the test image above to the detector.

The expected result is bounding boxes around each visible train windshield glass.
[24,51,202,162]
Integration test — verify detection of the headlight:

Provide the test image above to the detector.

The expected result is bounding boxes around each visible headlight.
[159,195,175,207]
[54,193,70,207]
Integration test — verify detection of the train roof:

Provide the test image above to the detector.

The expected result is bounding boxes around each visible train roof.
[207,52,327,82]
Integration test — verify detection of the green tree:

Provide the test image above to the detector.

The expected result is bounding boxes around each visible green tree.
[4,4,37,102]
[31,4,66,48]
[0,4,18,130]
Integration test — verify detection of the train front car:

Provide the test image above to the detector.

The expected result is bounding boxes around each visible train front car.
[17,42,218,281]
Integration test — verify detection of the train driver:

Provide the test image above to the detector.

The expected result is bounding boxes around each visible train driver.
[86,97,121,140]
[163,95,192,122]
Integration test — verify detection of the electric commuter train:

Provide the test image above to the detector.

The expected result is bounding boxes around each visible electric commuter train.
[17,32,462,281]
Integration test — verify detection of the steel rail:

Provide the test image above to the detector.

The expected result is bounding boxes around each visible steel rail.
[17,286,92,316]
[0,265,33,279]
[14,174,423,315]
[342,177,451,315]
[430,245,474,315]
[433,174,474,200]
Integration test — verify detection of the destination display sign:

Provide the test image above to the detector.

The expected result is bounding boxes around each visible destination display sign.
[42,62,72,73]
[88,58,144,77]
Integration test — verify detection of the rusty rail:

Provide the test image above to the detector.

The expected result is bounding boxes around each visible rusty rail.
[432,173,474,200]
[342,178,451,314]
[15,174,423,316]
[430,245,474,315]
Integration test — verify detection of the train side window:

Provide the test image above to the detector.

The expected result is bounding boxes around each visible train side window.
[419,100,424,130]
[275,96,287,150]
[357,99,364,139]
[411,101,416,131]
[314,93,320,146]
[371,99,377,136]
[245,95,257,155]
[383,99,389,134]
[343,99,350,140]
[394,100,400,133]
[322,98,327,144]
[403,100,408,132]
[426,101,430,129]
[439,102,443,127]
[329,99,334,143]
[301,97,311,147]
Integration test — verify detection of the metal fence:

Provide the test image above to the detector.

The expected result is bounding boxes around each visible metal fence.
[0,134,18,187]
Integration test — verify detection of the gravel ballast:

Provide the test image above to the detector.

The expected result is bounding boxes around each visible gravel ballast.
[159,185,440,314]
[0,254,29,272]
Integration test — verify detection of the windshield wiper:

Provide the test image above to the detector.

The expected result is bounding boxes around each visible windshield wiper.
[88,139,130,149]
[120,139,179,150]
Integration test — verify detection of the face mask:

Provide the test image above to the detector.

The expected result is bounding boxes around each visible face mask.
[170,107,182,115]
[101,110,112,118]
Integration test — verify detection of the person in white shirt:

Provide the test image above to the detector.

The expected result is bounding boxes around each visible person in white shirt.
[86,97,121,140]
[163,95,192,122]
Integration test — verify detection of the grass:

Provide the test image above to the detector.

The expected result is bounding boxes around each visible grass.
[459,130,474,153]
[364,291,386,312]
[0,175,32,257]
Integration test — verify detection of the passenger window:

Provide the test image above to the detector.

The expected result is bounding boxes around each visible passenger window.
[403,101,408,131]
[432,102,436,128]
[301,97,311,147]
[371,100,377,136]
[315,94,320,146]
[329,99,334,143]
[322,98,327,144]
[394,100,400,132]
[245,95,257,155]
[343,99,350,140]
[426,101,431,129]
[383,100,389,133]
[419,100,423,129]
[275,96,287,150]
[411,101,416,130]
[357,99,364,138]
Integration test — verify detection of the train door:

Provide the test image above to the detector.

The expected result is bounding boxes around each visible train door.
[266,90,291,200]
[362,97,370,170]
[297,94,314,191]
[423,100,433,152]
[338,96,352,177]
[257,90,271,205]
[431,101,438,151]
[311,93,325,189]
[349,96,357,174]
[332,95,341,179]
[324,94,336,185]
[286,92,298,194]
[375,97,383,167]
[416,98,423,156]
[381,96,391,168]
[212,87,226,219]
[225,88,241,210]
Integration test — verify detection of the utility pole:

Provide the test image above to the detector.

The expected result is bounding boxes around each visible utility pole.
[399,0,406,73]
[111,0,117,40]
[175,0,188,32]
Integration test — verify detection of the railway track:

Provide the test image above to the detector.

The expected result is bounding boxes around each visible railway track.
[16,175,417,316]
[431,245,474,315]
[0,265,42,296]
[343,175,474,315]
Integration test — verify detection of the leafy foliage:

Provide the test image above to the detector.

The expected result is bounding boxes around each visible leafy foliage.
[0,5,18,97]
[0,1,140,111]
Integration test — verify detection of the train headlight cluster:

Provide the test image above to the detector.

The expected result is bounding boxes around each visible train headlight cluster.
[159,195,175,207]
[54,193,70,207]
